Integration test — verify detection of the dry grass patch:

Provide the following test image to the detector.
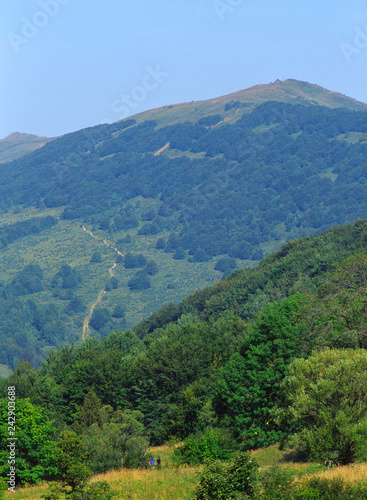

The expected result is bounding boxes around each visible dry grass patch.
[305,463,367,484]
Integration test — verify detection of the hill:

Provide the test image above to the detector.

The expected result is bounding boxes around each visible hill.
[2,219,367,453]
[1,79,367,370]
[129,78,367,128]
[0,132,54,163]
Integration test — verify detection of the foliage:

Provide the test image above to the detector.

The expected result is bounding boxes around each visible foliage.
[89,308,111,331]
[213,294,307,448]
[173,428,237,465]
[74,388,102,433]
[128,271,151,291]
[0,477,6,499]
[43,431,115,500]
[5,264,44,296]
[82,410,149,472]
[277,348,367,464]
[0,398,57,485]
[52,431,92,491]
[52,265,81,290]
[0,216,57,249]
[192,451,259,500]
[90,252,102,263]
[256,468,367,500]
[300,253,367,349]
[43,480,115,500]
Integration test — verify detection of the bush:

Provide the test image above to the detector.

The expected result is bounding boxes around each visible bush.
[112,304,125,319]
[90,308,110,331]
[173,247,186,260]
[277,348,367,464]
[82,410,149,473]
[257,473,367,500]
[193,451,258,500]
[0,477,6,499]
[173,428,237,465]
[144,260,159,276]
[90,252,102,263]
[128,271,151,291]
[156,237,166,249]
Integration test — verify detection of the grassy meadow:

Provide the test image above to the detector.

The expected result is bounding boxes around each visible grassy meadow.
[5,443,367,500]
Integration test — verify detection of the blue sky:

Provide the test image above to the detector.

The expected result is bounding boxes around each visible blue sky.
[1,0,367,138]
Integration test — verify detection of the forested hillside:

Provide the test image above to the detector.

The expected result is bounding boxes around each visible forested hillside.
[1,79,367,370]
[2,219,367,443]
[2,220,367,492]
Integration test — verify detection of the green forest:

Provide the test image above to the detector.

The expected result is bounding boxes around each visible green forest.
[2,219,367,498]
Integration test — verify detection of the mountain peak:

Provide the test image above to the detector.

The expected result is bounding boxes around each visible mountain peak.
[118,79,367,129]
[0,132,53,163]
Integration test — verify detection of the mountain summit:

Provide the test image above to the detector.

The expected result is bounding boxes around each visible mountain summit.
[123,79,367,128]
[0,132,53,163]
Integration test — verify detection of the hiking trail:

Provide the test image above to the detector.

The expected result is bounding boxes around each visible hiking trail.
[81,225,126,341]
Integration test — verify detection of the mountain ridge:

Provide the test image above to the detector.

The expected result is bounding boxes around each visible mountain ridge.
[114,79,367,129]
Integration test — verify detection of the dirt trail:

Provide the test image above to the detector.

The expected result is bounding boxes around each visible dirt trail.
[154,142,170,156]
[82,289,106,341]
[81,225,126,341]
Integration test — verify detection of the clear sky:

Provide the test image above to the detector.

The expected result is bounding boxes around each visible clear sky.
[1,0,367,139]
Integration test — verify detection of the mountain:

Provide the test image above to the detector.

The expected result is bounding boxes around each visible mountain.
[128,78,367,128]
[1,79,367,370]
[0,132,54,163]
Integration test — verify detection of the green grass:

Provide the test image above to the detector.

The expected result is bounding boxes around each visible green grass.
[0,364,11,378]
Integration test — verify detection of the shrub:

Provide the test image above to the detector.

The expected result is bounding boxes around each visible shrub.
[128,271,151,291]
[82,410,149,473]
[156,237,166,249]
[277,348,367,464]
[173,247,186,260]
[144,260,159,276]
[90,308,110,331]
[173,428,237,465]
[90,252,102,263]
[193,451,258,500]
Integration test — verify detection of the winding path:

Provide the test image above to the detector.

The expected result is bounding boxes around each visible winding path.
[81,225,126,341]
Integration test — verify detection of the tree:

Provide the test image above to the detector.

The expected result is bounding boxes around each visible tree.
[90,308,110,331]
[155,237,166,249]
[90,252,102,263]
[277,348,367,464]
[112,304,125,319]
[74,388,102,433]
[213,295,306,448]
[173,247,186,260]
[144,260,159,275]
[53,431,92,492]
[0,398,57,484]
[128,271,151,291]
[82,410,149,473]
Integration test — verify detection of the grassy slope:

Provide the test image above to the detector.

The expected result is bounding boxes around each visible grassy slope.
[117,79,367,130]
[6,444,367,500]
[0,132,54,163]
[0,199,246,341]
